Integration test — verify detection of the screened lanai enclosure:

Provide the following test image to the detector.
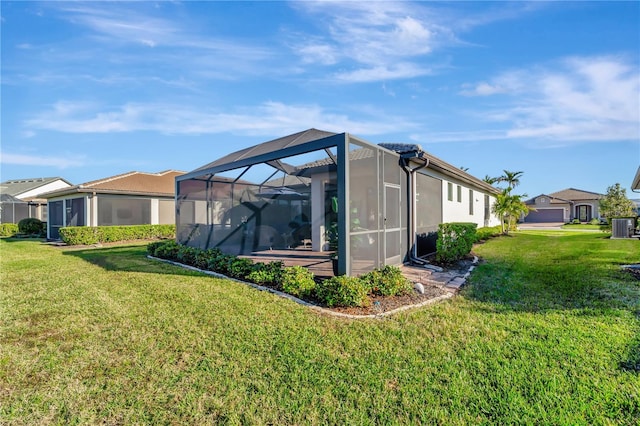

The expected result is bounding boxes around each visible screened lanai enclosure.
[175,129,430,276]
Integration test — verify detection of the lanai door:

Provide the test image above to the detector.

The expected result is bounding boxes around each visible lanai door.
[384,183,402,265]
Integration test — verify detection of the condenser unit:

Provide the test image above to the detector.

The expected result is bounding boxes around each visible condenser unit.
[611,218,634,238]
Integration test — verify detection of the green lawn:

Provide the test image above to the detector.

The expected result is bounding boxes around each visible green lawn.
[1,233,639,424]
[560,223,606,231]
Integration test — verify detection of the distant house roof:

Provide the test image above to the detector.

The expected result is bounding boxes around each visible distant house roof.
[525,194,572,205]
[632,166,640,191]
[548,188,604,201]
[0,193,26,203]
[41,170,184,198]
[0,177,72,198]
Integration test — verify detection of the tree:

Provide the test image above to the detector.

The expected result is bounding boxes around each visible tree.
[599,183,636,221]
[483,175,499,185]
[492,188,532,234]
[498,170,524,191]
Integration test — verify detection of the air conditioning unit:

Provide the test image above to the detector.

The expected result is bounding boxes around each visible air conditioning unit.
[611,218,634,238]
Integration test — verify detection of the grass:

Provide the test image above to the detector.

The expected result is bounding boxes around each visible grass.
[1,233,639,424]
[560,223,606,231]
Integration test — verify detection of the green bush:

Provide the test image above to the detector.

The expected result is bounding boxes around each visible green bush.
[361,265,412,297]
[589,218,600,225]
[280,265,316,298]
[247,261,284,286]
[206,250,233,275]
[571,218,581,224]
[474,225,502,242]
[149,239,180,259]
[60,224,175,245]
[18,218,45,236]
[436,222,477,264]
[316,275,370,307]
[0,223,19,237]
[227,257,257,279]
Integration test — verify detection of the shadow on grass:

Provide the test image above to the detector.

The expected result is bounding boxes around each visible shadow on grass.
[62,243,201,277]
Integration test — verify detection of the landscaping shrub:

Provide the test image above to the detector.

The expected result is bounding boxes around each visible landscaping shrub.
[474,225,502,242]
[149,239,180,259]
[18,218,45,236]
[60,224,175,245]
[589,218,600,225]
[436,222,477,264]
[176,245,200,266]
[206,250,234,275]
[361,265,412,297]
[226,257,256,279]
[316,275,370,307]
[246,261,284,287]
[571,218,581,224]
[0,223,19,237]
[280,265,316,298]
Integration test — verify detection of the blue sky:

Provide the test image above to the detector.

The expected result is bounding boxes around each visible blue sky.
[2,1,639,198]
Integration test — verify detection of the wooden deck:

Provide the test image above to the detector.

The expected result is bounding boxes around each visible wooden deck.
[241,248,335,277]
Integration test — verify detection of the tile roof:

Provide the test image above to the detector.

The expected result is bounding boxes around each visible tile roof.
[548,188,604,201]
[43,170,184,198]
[0,177,72,197]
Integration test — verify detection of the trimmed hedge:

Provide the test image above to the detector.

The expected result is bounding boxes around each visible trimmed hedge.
[0,223,19,237]
[436,222,477,264]
[59,224,175,245]
[147,240,416,308]
[18,218,45,236]
[474,225,502,242]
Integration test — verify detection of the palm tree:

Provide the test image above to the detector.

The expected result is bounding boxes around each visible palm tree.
[499,170,524,191]
[492,189,532,234]
[483,175,499,185]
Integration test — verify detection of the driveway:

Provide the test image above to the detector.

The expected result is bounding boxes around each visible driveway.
[518,222,564,230]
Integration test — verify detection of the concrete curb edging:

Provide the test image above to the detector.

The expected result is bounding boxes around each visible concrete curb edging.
[147,255,456,319]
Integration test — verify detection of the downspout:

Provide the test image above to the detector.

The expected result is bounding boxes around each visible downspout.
[400,152,430,266]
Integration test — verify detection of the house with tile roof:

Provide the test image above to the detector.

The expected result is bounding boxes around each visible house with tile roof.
[524,188,604,223]
[0,177,72,224]
[41,170,183,239]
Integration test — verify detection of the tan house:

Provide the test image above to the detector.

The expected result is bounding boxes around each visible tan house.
[41,170,183,239]
[524,188,604,223]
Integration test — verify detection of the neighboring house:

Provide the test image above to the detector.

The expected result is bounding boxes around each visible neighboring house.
[524,188,604,223]
[175,129,500,276]
[41,170,184,240]
[0,177,72,224]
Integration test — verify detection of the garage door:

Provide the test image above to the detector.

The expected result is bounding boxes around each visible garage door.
[525,208,564,223]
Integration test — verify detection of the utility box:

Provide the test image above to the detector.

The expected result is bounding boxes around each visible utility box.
[611,218,635,238]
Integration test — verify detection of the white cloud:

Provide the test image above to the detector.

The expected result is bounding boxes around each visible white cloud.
[455,56,640,143]
[24,101,416,137]
[291,1,449,82]
[336,63,432,83]
[1,152,85,169]
[291,1,537,83]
